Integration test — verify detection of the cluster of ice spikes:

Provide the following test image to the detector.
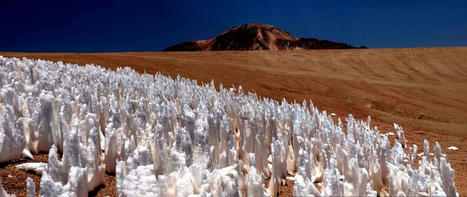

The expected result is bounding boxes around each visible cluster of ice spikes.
[0,56,458,197]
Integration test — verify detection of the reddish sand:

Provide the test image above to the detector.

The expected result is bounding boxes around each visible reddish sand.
[1,47,466,195]
[0,154,48,197]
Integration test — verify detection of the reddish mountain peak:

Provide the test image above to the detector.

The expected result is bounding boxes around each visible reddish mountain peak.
[164,24,364,51]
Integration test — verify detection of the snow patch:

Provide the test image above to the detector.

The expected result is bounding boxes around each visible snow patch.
[16,162,47,175]
[448,146,458,151]
[0,56,459,197]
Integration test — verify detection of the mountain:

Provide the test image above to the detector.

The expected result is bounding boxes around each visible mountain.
[164,24,365,51]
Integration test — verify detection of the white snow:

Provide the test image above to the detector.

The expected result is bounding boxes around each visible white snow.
[247,166,267,197]
[40,166,88,197]
[22,149,34,160]
[26,177,36,197]
[448,146,459,151]
[286,176,294,181]
[16,162,47,175]
[0,56,459,196]
[0,102,26,163]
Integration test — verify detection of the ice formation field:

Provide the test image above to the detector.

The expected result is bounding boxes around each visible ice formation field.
[0,56,458,196]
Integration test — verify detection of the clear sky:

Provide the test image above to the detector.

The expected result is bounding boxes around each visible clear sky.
[1,0,466,52]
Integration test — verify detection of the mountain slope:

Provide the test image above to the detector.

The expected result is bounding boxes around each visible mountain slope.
[164,24,364,51]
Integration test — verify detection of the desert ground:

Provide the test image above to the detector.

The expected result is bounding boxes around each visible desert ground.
[1,47,466,196]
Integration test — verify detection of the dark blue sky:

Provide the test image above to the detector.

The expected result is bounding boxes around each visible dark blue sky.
[1,0,466,52]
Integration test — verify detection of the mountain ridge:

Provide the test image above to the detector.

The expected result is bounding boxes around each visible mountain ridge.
[164,24,365,51]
